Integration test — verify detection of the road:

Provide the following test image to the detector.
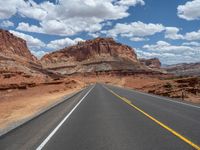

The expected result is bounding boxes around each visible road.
[0,83,200,150]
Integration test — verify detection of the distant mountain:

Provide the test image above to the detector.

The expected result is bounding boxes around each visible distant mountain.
[163,62,200,76]
[41,38,162,75]
[0,30,166,79]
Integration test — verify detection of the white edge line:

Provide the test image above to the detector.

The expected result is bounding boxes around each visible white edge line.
[134,90,200,109]
[36,85,95,150]
[106,84,200,109]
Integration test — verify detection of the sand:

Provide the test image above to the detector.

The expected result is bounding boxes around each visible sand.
[0,82,84,129]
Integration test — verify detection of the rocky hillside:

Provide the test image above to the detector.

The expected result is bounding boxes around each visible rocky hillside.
[0,29,37,61]
[0,29,41,75]
[0,29,61,87]
[164,62,200,76]
[139,58,161,68]
[41,38,160,75]
[42,38,137,63]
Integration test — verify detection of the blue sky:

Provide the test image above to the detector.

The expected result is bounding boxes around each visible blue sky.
[0,0,200,65]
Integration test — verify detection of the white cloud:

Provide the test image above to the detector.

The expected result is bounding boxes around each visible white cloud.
[101,21,113,27]
[0,0,47,20]
[0,20,14,27]
[116,0,145,6]
[165,27,184,40]
[137,49,175,59]
[18,0,47,20]
[164,27,200,41]
[130,37,147,41]
[0,0,24,19]
[8,0,145,36]
[88,32,101,38]
[141,41,200,64]
[105,21,165,38]
[182,41,200,46]
[143,41,193,53]
[104,22,200,42]
[47,37,85,50]
[17,22,44,33]
[177,0,200,20]
[184,29,200,41]
[136,49,198,65]
[9,30,45,49]
[0,0,46,20]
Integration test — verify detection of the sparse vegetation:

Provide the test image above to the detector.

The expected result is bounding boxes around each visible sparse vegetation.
[164,82,173,89]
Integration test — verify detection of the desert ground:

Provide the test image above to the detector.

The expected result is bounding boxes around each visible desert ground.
[0,77,85,130]
[72,75,200,104]
[0,74,199,133]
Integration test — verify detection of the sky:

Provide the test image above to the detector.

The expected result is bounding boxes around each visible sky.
[0,0,200,65]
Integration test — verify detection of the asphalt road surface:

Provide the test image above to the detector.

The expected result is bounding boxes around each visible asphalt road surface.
[0,83,199,150]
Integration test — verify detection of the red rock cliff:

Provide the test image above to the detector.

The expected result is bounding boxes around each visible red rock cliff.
[41,38,143,75]
[0,29,37,61]
[140,58,161,68]
[42,37,138,63]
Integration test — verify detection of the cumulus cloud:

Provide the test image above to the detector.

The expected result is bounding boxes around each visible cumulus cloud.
[9,30,45,49]
[130,37,148,41]
[177,0,200,20]
[0,20,14,28]
[103,22,200,42]
[0,0,24,19]
[0,0,47,20]
[104,21,165,38]
[18,0,47,20]
[165,27,184,40]
[184,29,200,41]
[47,37,85,50]
[116,0,145,6]
[182,41,200,46]
[136,49,198,65]
[17,22,44,33]
[1,0,145,36]
[143,41,193,53]
[88,32,101,38]
[164,27,200,41]
[141,41,200,64]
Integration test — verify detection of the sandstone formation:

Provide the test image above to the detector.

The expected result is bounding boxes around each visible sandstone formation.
[0,29,37,61]
[0,30,40,76]
[0,29,61,87]
[163,62,200,76]
[41,38,159,75]
[139,58,161,68]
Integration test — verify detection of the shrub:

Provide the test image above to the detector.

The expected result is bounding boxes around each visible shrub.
[164,82,173,89]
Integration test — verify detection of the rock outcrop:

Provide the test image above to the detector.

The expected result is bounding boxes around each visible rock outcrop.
[139,58,161,68]
[0,29,61,85]
[41,38,159,75]
[0,29,37,61]
[163,62,200,76]
[42,37,137,63]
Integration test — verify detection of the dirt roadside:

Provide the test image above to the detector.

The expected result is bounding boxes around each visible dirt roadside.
[0,81,85,130]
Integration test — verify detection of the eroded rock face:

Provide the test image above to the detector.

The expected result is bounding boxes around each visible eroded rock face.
[139,58,161,68]
[42,38,137,63]
[0,29,40,76]
[0,29,37,61]
[0,29,61,83]
[163,62,200,76]
[41,38,144,75]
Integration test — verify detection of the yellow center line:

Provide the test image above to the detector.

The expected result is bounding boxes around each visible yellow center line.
[104,86,200,150]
